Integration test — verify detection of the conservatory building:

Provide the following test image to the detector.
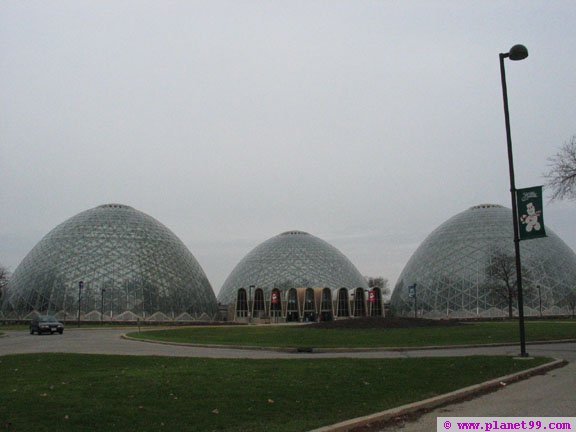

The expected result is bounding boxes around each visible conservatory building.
[217,230,383,322]
[391,204,576,318]
[1,204,218,321]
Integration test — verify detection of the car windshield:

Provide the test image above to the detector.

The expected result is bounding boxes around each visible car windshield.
[38,315,58,323]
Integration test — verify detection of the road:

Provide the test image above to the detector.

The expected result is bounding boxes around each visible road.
[1,328,574,360]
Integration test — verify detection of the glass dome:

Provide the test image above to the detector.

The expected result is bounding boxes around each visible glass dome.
[217,230,368,305]
[391,204,576,318]
[1,204,218,321]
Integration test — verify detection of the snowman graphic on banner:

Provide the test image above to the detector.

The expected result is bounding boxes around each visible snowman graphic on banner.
[520,201,542,232]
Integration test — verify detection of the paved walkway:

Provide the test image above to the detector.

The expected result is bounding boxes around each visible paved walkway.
[1,329,575,430]
[376,362,576,431]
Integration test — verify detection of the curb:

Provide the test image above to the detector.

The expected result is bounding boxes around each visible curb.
[308,359,568,432]
[121,334,295,352]
[121,333,576,353]
[305,339,576,353]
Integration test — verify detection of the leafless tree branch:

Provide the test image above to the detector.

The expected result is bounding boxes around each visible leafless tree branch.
[544,135,576,201]
[0,264,9,302]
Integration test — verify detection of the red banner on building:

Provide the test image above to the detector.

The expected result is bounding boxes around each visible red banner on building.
[368,290,376,303]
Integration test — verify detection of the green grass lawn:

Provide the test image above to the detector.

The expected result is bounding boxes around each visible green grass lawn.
[0,324,27,331]
[128,321,576,348]
[0,354,550,432]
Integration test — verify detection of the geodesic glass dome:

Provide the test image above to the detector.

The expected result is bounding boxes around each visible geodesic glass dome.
[390,204,576,318]
[217,230,369,305]
[1,204,218,321]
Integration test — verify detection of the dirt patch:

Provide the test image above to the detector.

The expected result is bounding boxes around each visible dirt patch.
[308,317,462,329]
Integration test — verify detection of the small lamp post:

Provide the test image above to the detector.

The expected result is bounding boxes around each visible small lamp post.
[537,284,542,317]
[248,285,254,323]
[408,284,417,318]
[77,280,84,327]
[288,294,296,322]
[101,288,107,324]
[499,43,529,357]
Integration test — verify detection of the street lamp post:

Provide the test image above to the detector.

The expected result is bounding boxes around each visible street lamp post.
[537,284,542,317]
[101,288,107,324]
[77,280,84,328]
[409,284,417,319]
[499,44,529,357]
[366,289,371,317]
[249,285,254,323]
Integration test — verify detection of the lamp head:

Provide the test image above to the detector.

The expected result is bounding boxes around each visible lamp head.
[508,44,528,61]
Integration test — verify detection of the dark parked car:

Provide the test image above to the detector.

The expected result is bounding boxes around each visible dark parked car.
[30,315,64,335]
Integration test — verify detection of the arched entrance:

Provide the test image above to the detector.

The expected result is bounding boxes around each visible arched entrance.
[253,288,265,319]
[236,288,248,318]
[303,288,315,322]
[286,288,299,322]
[353,287,366,317]
[369,287,383,317]
[336,288,349,317]
[320,288,333,321]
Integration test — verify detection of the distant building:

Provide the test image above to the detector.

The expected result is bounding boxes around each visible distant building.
[217,230,383,322]
[391,204,576,318]
[1,204,218,321]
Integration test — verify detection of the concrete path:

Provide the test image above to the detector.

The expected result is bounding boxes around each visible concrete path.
[376,362,576,431]
[1,328,574,431]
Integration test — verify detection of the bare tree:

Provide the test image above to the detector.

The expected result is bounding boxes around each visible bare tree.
[365,276,390,299]
[485,251,531,318]
[566,291,576,319]
[0,264,9,303]
[544,135,576,201]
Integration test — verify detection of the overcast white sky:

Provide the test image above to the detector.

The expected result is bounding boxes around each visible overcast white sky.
[1,1,575,295]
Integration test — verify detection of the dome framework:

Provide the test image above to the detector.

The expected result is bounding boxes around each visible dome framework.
[1,204,218,321]
[391,204,576,318]
[217,231,380,322]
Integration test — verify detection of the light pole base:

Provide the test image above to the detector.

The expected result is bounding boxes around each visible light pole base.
[514,354,532,359]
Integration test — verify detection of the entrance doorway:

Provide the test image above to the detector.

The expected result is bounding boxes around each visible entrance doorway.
[236,288,248,318]
[303,288,315,322]
[286,288,299,322]
[336,288,349,317]
[353,287,366,317]
[320,288,333,321]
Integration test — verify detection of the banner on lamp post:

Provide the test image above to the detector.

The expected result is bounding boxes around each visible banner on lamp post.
[516,186,547,241]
